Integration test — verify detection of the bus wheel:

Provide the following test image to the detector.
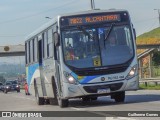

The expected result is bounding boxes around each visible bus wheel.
[56,87,68,107]
[49,98,58,105]
[35,84,44,105]
[112,91,125,103]
[35,91,44,105]
[91,97,98,101]
[82,97,90,101]
[58,98,69,108]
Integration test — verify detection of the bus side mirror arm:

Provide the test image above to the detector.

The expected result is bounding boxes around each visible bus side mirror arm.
[53,32,60,46]
[133,28,136,40]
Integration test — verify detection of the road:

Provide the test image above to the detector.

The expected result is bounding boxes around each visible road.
[0,90,160,120]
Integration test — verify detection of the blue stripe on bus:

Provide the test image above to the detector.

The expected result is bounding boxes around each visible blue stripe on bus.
[27,63,39,86]
[79,76,99,84]
[71,72,100,84]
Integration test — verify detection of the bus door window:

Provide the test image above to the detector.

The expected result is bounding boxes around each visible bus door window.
[63,33,74,60]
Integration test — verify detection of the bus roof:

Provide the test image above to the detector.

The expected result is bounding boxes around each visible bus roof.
[25,9,129,41]
[59,9,128,17]
[25,18,57,41]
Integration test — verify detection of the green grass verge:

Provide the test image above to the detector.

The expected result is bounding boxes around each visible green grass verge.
[139,84,160,90]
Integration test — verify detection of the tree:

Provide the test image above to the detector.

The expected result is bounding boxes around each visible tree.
[152,51,160,66]
[0,75,6,84]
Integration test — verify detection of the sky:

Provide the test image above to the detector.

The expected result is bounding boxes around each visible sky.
[0,0,160,46]
[0,0,159,66]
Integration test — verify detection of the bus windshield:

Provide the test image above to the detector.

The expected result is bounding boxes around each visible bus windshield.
[62,24,134,69]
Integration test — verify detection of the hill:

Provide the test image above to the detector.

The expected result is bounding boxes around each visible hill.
[137,27,160,45]
[0,63,25,78]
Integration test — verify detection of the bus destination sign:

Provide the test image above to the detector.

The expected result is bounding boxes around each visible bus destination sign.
[68,14,120,25]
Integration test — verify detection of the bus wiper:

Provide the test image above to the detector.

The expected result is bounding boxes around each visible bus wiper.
[77,26,94,40]
[104,23,115,47]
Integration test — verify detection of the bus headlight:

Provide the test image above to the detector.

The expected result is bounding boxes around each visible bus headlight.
[68,76,76,84]
[64,71,78,84]
[126,65,138,80]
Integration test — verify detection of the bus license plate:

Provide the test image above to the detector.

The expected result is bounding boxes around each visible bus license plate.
[97,88,110,94]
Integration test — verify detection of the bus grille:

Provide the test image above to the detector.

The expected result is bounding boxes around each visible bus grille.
[83,82,123,93]
[75,66,127,76]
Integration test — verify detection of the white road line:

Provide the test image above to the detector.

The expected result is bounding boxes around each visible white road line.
[12,96,35,101]
[106,117,137,120]
[70,107,86,111]
[71,106,139,119]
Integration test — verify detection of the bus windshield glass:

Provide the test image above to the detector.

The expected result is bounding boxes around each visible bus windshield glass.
[61,24,134,69]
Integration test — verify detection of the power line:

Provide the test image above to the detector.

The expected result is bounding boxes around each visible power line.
[147,18,158,32]
[0,16,159,38]
[0,0,76,25]
[0,35,25,38]
[134,17,158,23]
[154,9,160,27]
[0,34,26,37]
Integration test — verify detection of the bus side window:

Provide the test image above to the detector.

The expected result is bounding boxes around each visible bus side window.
[53,32,59,61]
[47,28,53,58]
[25,42,29,64]
[34,37,38,62]
[44,32,48,59]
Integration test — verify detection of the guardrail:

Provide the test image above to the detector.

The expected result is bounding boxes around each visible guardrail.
[139,78,160,86]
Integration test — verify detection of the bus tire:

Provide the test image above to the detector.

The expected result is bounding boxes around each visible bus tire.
[34,82,44,105]
[35,90,44,105]
[52,77,69,107]
[51,77,58,105]
[56,86,69,107]
[91,97,98,101]
[55,82,69,107]
[58,98,69,108]
[113,91,125,103]
[49,98,58,105]
[82,97,97,101]
[82,97,90,101]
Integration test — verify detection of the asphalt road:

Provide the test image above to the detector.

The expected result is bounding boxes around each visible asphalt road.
[0,89,160,120]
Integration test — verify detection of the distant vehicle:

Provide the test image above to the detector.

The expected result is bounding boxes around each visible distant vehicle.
[2,80,20,93]
[0,82,3,91]
[2,81,12,93]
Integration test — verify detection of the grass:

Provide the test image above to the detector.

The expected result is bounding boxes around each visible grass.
[139,84,160,90]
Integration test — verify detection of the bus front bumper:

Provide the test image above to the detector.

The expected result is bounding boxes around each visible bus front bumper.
[62,75,139,99]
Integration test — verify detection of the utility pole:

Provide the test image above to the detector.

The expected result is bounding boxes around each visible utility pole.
[154,9,160,27]
[90,0,95,10]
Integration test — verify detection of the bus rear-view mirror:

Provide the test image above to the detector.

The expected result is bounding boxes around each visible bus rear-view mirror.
[133,28,136,40]
[53,32,60,46]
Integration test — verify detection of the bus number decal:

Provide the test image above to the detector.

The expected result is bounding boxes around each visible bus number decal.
[69,18,82,25]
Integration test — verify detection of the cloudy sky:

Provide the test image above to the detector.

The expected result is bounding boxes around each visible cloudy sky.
[0,0,160,46]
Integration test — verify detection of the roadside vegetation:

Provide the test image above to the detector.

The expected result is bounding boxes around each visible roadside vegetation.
[139,84,160,90]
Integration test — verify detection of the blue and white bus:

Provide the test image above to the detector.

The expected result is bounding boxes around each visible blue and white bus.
[25,9,138,108]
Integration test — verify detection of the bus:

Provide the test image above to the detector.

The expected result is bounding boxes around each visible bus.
[25,9,138,108]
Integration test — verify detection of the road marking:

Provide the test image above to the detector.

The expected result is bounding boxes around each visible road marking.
[12,95,35,101]
[70,107,86,111]
[106,117,137,120]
